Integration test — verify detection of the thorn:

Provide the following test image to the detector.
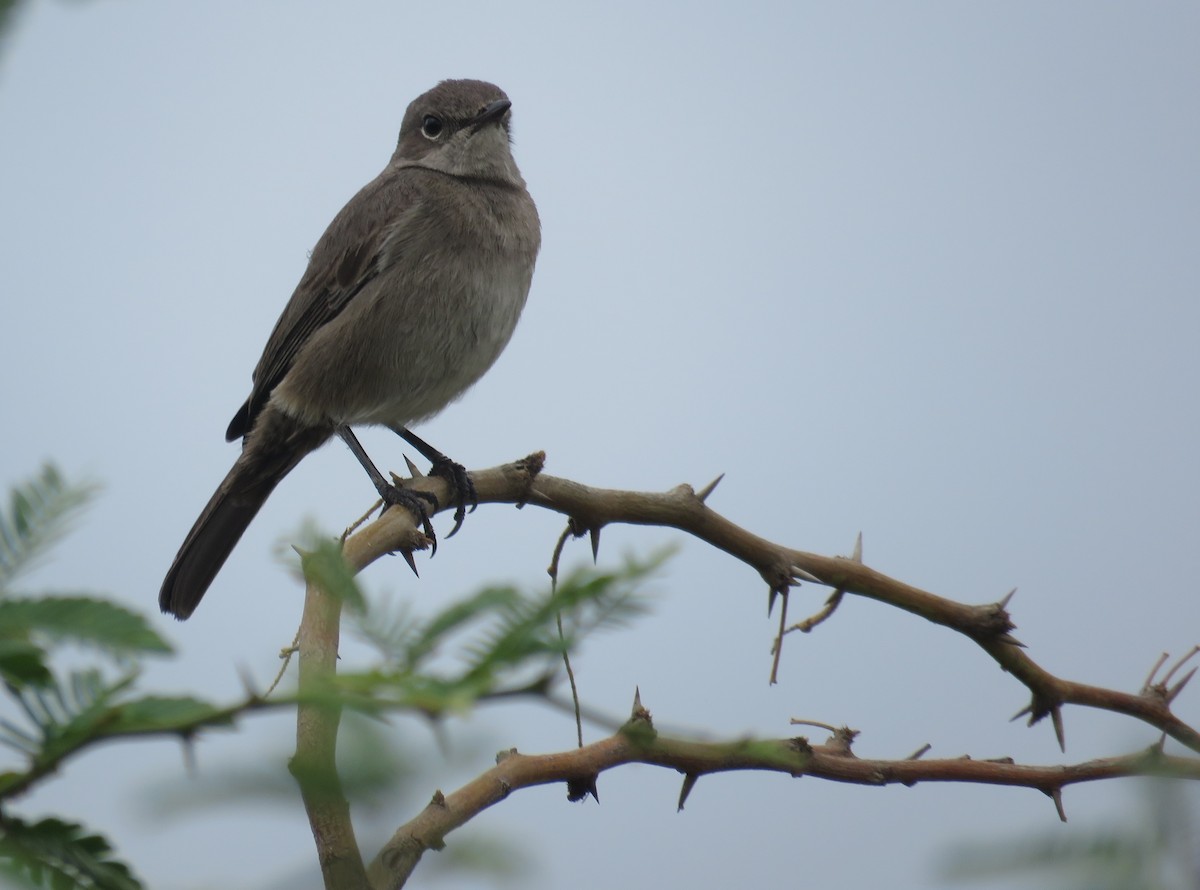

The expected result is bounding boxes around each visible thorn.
[403,455,423,477]
[235,664,259,698]
[400,549,420,577]
[588,526,601,562]
[994,633,1026,648]
[906,743,931,760]
[631,686,644,718]
[677,773,698,811]
[768,586,779,617]
[1051,706,1065,752]
[1163,645,1200,686]
[695,473,724,503]
[1167,666,1197,703]
[791,567,822,584]
[769,588,789,685]
[851,532,863,562]
[1010,704,1032,722]
[1049,787,1067,822]
[997,588,1017,609]
[429,789,447,808]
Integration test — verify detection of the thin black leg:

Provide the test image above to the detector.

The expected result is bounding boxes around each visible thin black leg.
[386,425,477,537]
[338,425,438,552]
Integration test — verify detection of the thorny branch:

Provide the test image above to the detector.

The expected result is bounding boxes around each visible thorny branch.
[291,451,1199,889]
[348,453,1200,754]
[364,693,1200,887]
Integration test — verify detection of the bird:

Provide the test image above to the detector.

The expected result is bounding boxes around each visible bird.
[159,79,541,620]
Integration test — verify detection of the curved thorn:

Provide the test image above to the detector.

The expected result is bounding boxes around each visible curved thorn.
[1051,787,1067,822]
[677,773,699,811]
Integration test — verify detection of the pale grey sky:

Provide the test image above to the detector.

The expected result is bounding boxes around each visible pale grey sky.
[3,2,1199,888]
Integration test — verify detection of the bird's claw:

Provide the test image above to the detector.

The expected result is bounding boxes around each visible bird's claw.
[429,457,476,537]
[381,484,440,557]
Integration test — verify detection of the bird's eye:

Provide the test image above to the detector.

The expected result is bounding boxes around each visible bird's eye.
[421,115,444,139]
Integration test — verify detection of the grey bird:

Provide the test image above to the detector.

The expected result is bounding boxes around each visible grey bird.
[159,79,540,620]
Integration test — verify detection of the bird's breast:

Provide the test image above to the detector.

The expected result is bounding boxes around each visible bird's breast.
[272,183,538,430]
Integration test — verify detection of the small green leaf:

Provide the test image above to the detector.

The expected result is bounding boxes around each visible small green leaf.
[0,598,171,657]
[0,465,97,588]
[337,550,666,717]
[0,639,52,688]
[0,815,143,890]
[101,695,230,736]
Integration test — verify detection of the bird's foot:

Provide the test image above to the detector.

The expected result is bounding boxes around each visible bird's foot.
[428,456,476,537]
[380,483,440,557]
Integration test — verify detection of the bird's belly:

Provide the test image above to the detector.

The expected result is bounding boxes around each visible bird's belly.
[271,259,530,429]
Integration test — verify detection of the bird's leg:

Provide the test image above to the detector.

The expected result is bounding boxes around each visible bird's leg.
[387,425,476,537]
[337,426,438,554]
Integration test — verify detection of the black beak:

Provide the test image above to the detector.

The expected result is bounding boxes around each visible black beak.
[470,98,511,132]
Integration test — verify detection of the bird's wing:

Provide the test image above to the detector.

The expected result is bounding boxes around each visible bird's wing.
[226,169,420,442]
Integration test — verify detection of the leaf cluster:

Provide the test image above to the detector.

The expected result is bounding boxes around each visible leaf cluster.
[302,533,662,717]
[0,465,225,889]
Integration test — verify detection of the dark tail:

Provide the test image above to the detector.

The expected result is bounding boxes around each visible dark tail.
[160,410,331,619]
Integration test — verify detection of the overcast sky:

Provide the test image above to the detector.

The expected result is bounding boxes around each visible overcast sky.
[3,2,1199,888]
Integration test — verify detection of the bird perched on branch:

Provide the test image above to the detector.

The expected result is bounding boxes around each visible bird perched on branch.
[160,79,541,619]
